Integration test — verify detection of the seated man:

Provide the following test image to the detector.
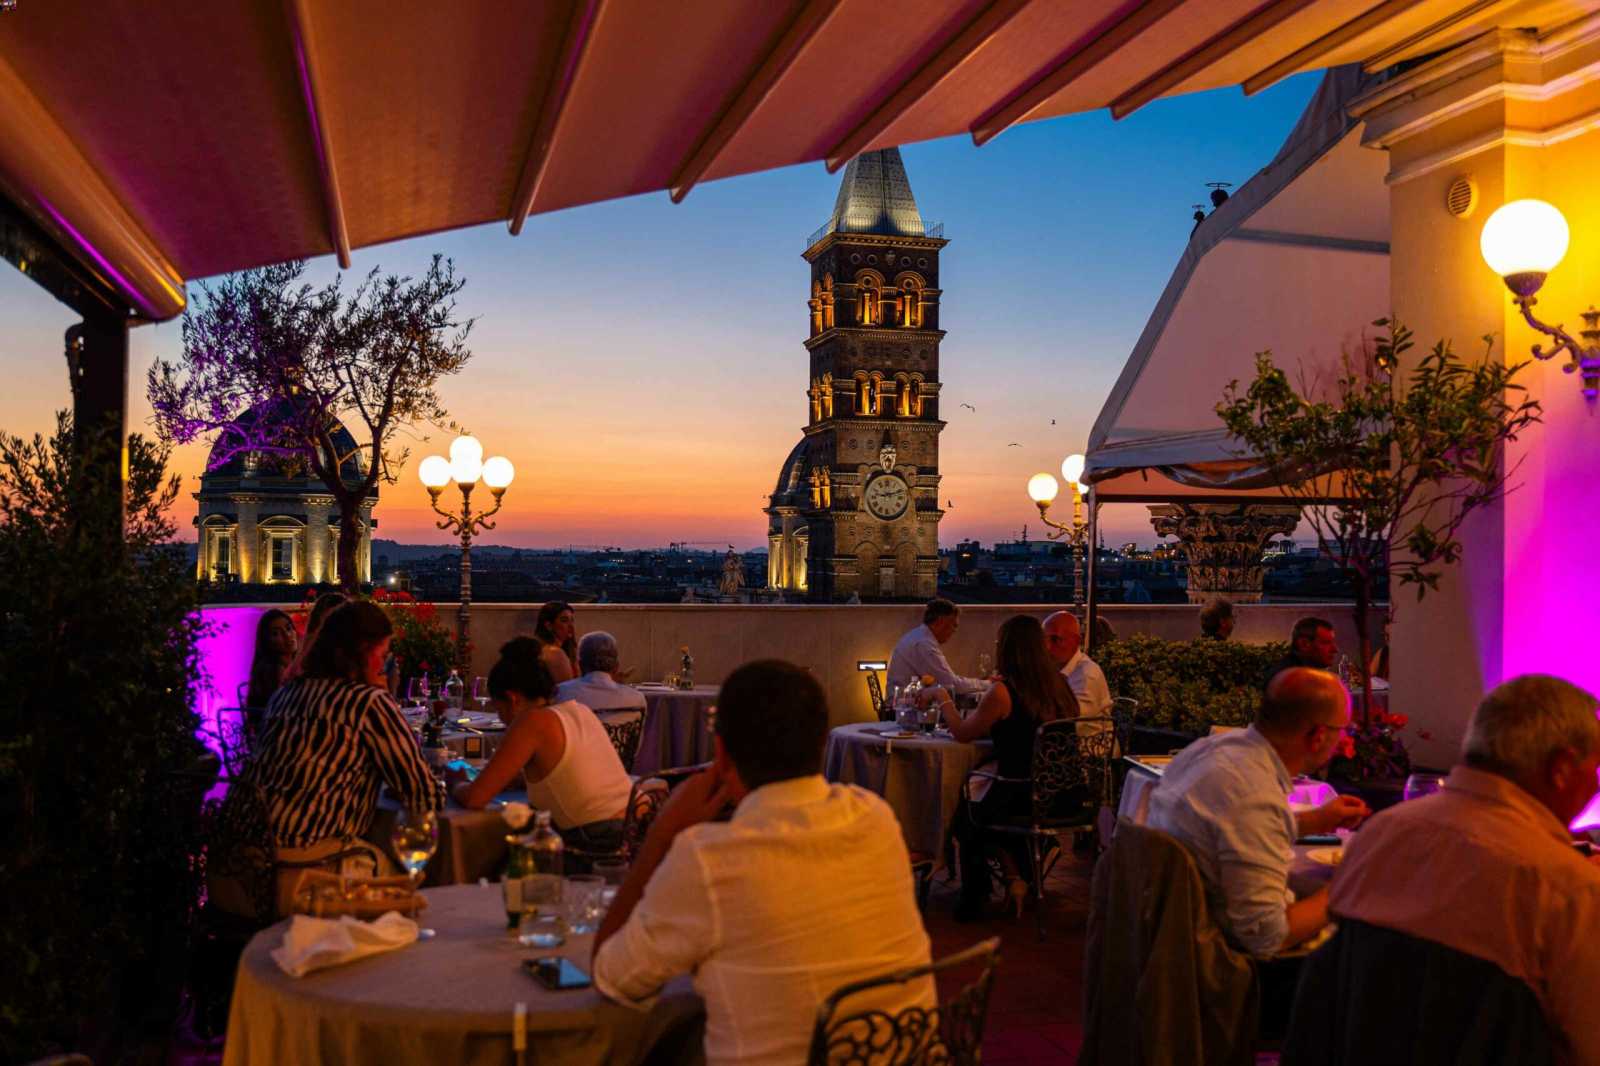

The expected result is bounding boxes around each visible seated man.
[1200,598,1235,641]
[1145,668,1368,957]
[886,597,984,697]
[555,631,646,714]
[1043,610,1112,717]
[1329,675,1600,1063]
[593,659,933,1066]
[1266,616,1338,686]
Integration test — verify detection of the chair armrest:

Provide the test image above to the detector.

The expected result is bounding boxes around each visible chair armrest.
[965,769,1031,785]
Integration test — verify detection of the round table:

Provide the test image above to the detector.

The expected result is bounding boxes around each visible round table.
[635,685,718,775]
[223,884,704,1066]
[822,722,992,860]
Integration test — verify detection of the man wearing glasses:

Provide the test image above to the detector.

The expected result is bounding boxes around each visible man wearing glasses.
[1145,668,1370,957]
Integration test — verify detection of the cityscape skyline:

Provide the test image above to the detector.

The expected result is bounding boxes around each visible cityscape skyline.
[0,74,1319,551]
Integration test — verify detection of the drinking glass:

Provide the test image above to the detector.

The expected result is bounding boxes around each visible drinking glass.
[1403,773,1447,802]
[407,676,429,712]
[390,806,438,939]
[472,676,489,713]
[919,698,939,735]
[976,653,993,678]
[592,858,627,906]
[565,874,605,935]
[518,911,566,948]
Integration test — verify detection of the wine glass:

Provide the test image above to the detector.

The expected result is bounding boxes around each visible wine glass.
[1403,773,1447,802]
[390,806,439,939]
[565,874,605,935]
[976,652,993,678]
[472,676,489,714]
[406,676,428,713]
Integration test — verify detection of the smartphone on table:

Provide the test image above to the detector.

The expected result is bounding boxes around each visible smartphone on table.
[524,956,591,990]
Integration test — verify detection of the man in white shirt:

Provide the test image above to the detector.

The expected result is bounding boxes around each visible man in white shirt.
[886,598,984,697]
[554,631,646,713]
[593,660,933,1066]
[1043,611,1112,717]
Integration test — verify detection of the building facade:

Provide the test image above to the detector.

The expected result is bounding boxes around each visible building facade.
[194,404,376,589]
[766,148,947,601]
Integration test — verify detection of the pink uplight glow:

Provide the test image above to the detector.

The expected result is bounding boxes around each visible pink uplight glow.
[192,605,268,799]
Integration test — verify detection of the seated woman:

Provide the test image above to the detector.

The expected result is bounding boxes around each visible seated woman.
[923,614,1078,922]
[248,601,440,900]
[283,590,347,683]
[532,600,579,684]
[448,638,632,860]
[241,608,297,736]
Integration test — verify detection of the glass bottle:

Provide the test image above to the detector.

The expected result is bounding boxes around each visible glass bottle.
[503,835,534,929]
[678,648,694,690]
[527,810,564,914]
[420,717,449,777]
[444,669,465,713]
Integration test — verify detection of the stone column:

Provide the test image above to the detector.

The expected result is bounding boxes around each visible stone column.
[233,494,260,585]
[303,495,334,584]
[1148,503,1300,604]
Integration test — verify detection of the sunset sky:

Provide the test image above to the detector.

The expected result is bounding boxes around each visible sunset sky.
[0,75,1318,551]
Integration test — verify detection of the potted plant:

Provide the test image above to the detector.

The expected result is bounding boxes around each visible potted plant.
[375,587,457,689]
[1217,320,1540,779]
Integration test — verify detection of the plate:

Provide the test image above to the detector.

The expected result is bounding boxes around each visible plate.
[1305,846,1344,867]
[878,730,918,740]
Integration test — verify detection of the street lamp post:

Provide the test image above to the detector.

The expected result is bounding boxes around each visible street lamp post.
[1027,452,1091,620]
[418,434,515,667]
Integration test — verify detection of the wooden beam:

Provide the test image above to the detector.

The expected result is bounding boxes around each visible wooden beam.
[1360,0,1513,72]
[1243,0,1422,95]
[670,0,844,203]
[827,0,1031,172]
[283,0,351,269]
[972,0,1186,146]
[509,0,606,235]
[1110,0,1320,120]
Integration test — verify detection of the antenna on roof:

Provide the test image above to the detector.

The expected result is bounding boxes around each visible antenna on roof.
[1206,181,1233,208]
[1191,203,1207,233]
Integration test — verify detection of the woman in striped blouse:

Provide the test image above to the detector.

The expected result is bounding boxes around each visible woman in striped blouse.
[252,601,440,854]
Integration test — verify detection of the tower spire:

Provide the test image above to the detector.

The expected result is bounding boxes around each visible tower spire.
[825,148,926,238]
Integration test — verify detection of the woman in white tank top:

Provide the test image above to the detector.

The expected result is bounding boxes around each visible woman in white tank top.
[449,639,632,853]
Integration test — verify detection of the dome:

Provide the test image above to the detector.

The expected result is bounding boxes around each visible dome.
[769,436,816,509]
[202,399,367,488]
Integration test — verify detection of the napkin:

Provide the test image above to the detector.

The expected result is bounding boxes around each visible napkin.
[271,911,419,978]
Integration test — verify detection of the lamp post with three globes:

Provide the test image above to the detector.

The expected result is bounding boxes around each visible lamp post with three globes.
[418,434,514,667]
[1027,452,1091,619]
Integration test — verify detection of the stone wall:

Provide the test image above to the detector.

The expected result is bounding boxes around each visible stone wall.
[197,601,1381,734]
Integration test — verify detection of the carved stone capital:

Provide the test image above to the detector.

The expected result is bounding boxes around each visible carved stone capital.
[1148,503,1300,604]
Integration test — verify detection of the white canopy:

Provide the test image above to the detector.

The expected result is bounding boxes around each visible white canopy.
[1085,64,1390,502]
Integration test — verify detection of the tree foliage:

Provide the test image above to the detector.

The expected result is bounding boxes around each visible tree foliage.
[0,414,208,1060]
[148,257,473,592]
[1217,319,1542,724]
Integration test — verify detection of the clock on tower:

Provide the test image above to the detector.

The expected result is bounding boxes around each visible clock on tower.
[765,148,947,601]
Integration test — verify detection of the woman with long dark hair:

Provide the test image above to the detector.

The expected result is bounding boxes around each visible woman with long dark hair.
[283,591,347,683]
[447,637,632,861]
[923,614,1078,920]
[532,600,578,684]
[242,609,297,731]
[248,601,439,897]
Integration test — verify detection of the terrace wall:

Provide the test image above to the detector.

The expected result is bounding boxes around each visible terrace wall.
[197,601,1381,734]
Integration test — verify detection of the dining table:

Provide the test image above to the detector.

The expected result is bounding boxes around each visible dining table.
[223,883,705,1066]
[822,721,993,860]
[633,684,718,775]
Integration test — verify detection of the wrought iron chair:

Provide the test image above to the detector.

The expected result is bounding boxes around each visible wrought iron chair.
[807,937,1001,1066]
[620,762,713,861]
[866,671,892,722]
[599,711,645,773]
[963,715,1116,937]
[1109,696,1139,809]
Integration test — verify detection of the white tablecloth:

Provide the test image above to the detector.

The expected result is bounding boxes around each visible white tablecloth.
[822,722,992,859]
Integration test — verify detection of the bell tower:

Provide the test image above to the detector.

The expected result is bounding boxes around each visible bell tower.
[765,148,947,601]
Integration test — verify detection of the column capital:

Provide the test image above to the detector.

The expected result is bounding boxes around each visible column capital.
[1148,503,1300,605]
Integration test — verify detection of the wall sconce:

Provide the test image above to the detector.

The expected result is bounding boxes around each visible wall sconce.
[1480,198,1600,397]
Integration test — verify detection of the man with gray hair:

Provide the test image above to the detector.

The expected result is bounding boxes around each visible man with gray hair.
[1330,675,1600,1062]
[556,631,647,714]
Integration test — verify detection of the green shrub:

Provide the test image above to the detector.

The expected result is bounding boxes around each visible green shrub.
[1099,634,1286,735]
[0,415,207,1060]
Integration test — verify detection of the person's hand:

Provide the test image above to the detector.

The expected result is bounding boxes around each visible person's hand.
[1305,794,1370,834]
[917,685,950,709]
[645,765,739,848]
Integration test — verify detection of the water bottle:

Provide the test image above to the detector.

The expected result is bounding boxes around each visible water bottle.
[503,836,534,929]
[678,647,695,690]
[444,669,465,713]
[420,718,450,777]
[527,810,565,915]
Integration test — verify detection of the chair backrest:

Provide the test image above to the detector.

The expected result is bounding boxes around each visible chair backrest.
[600,713,645,773]
[1282,918,1555,1066]
[621,762,713,860]
[808,937,1001,1066]
[1030,717,1114,819]
[202,779,278,923]
[205,708,255,782]
[1071,714,1118,808]
[1110,696,1138,760]
[865,671,891,722]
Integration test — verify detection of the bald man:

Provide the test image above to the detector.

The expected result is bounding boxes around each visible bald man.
[1043,612,1112,718]
[1145,669,1370,957]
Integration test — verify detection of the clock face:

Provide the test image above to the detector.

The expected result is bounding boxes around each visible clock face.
[864,473,910,520]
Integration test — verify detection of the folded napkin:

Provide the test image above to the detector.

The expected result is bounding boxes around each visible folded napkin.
[271,911,418,978]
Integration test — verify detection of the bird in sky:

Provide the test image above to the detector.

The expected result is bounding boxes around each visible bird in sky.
[960,403,976,412]
[1051,419,1056,425]
[1007,442,1021,447]
[947,499,955,508]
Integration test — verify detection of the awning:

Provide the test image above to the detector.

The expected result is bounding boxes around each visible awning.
[1086,62,1391,500]
[0,1,1585,321]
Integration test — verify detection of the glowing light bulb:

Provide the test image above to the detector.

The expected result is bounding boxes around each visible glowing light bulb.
[1061,453,1086,486]
[1480,199,1568,279]
[483,455,515,490]
[449,434,483,484]
[418,455,451,489]
[1028,472,1059,504]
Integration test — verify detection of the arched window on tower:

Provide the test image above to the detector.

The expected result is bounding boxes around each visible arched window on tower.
[894,273,924,328]
[855,373,872,415]
[820,373,835,418]
[908,373,926,417]
[808,379,822,423]
[895,373,912,417]
[871,373,888,416]
[809,281,823,336]
[855,270,884,327]
[821,275,835,329]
